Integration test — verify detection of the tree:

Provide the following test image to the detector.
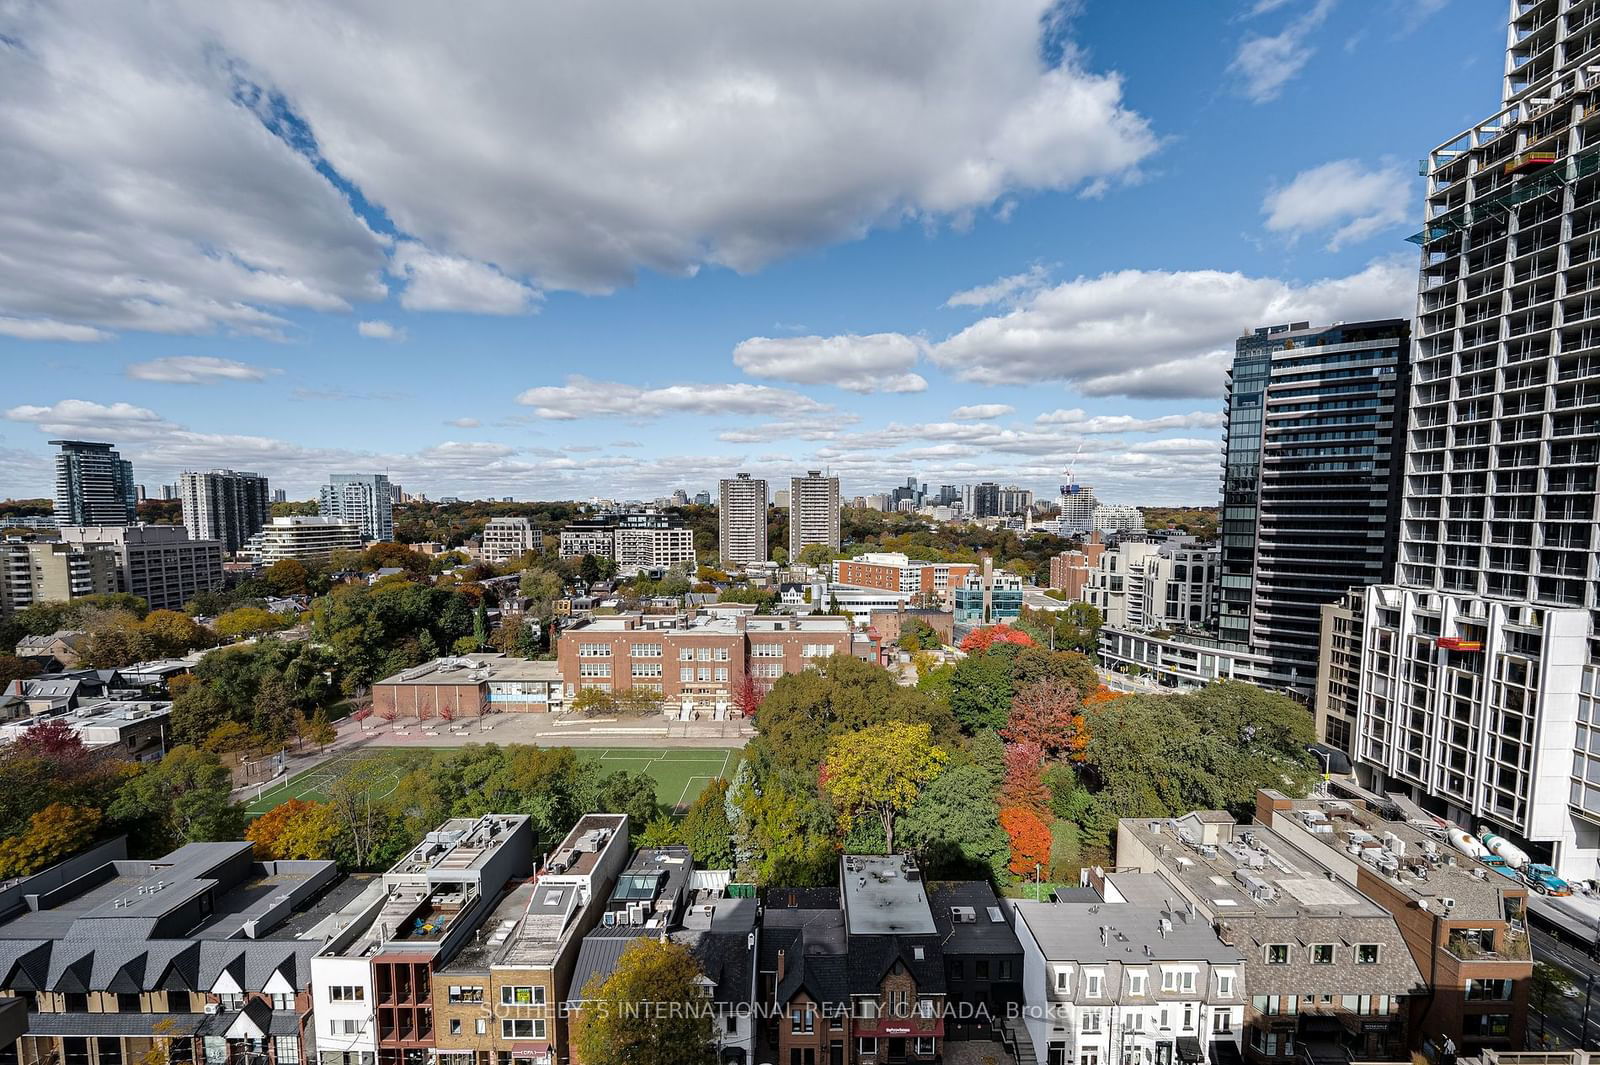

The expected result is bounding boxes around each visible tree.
[263,558,312,596]
[820,722,946,855]
[594,771,661,827]
[0,655,39,690]
[0,803,102,879]
[572,687,620,716]
[1001,742,1051,814]
[139,610,209,657]
[678,779,734,867]
[898,764,1009,881]
[303,708,337,750]
[246,799,340,860]
[1530,961,1576,1047]
[109,747,244,851]
[948,650,1015,735]
[1000,805,1052,879]
[578,554,602,584]
[797,543,835,568]
[896,618,942,651]
[1002,678,1088,761]
[732,674,764,718]
[214,607,291,641]
[573,938,717,1065]
[958,625,1035,654]
[770,546,789,566]
[519,569,565,618]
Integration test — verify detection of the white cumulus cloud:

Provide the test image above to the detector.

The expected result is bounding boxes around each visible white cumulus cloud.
[1230,0,1335,103]
[125,356,278,383]
[516,376,829,420]
[1263,159,1412,249]
[732,333,927,393]
[358,319,408,340]
[950,404,1015,420]
[390,242,541,315]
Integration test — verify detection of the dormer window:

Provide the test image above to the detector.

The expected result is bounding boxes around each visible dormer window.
[1265,945,1290,965]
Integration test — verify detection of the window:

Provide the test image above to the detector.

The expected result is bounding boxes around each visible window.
[500,986,546,1006]
[752,644,783,658]
[714,667,728,683]
[914,1038,936,1055]
[577,643,612,658]
[1085,972,1102,998]
[1311,944,1334,965]
[752,662,783,678]
[1160,969,1176,992]
[697,667,712,682]
[697,648,713,661]
[1467,979,1513,1001]
[217,994,245,1011]
[950,961,964,980]
[1462,1015,1511,1038]
[1265,944,1290,965]
[578,663,611,679]
[475,1019,486,1036]
[448,1021,460,1036]
[1179,971,1194,994]
[1081,1009,1102,1033]
[328,1020,359,1036]
[448,986,483,1004]
[680,668,694,682]
[328,987,363,1003]
[803,644,835,658]
[271,993,294,1010]
[1054,968,1071,993]
[117,993,141,1013]
[792,1006,815,1034]
[714,648,730,661]
[630,643,662,658]
[857,1039,877,1057]
[1356,944,1380,965]
[1127,971,1146,997]
[679,648,695,661]
[998,960,1013,980]
[1212,1010,1232,1034]
[632,662,663,678]
[1216,972,1233,998]
[274,1038,299,1065]
[500,1020,546,1040]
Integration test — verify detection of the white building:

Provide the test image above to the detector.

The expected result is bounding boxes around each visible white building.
[1010,892,1243,1065]
[1356,0,1600,876]
[480,516,539,564]
[319,473,394,542]
[718,473,768,568]
[1058,484,1101,534]
[243,516,363,564]
[1092,505,1146,535]
[788,470,841,560]
[1086,540,1218,632]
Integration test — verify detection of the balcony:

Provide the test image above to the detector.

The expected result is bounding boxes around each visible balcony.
[1447,928,1531,961]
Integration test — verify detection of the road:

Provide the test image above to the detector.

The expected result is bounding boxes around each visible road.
[1531,926,1600,1049]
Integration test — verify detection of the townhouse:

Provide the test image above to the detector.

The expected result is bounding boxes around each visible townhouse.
[1010,885,1245,1065]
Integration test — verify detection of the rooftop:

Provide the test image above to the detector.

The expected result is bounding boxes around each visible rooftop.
[1012,900,1243,966]
[841,855,935,936]
[388,815,528,877]
[541,814,628,880]
[605,845,693,926]
[570,610,851,636]
[376,654,560,687]
[443,880,583,972]
[928,882,1021,956]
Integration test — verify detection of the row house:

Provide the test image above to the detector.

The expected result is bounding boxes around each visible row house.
[1011,890,1244,1065]
[0,839,350,1065]
[311,816,533,1065]
[1115,812,1427,1065]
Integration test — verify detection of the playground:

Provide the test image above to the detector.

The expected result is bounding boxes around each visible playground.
[243,745,736,817]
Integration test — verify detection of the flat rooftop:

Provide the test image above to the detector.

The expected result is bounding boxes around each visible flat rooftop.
[1012,900,1243,965]
[1273,794,1523,921]
[841,855,935,935]
[376,656,559,687]
[442,880,583,972]
[543,814,627,879]
[388,815,528,877]
[570,612,850,636]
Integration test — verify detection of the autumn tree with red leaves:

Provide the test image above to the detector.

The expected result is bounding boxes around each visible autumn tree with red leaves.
[1002,678,1088,762]
[1001,741,1051,814]
[1000,805,1052,877]
[958,625,1036,654]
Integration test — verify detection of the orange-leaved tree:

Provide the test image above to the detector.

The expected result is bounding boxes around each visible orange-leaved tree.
[1000,805,1052,878]
[1002,677,1088,761]
[958,625,1036,654]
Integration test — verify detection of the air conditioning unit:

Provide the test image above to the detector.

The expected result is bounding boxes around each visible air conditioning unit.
[204,1004,220,1015]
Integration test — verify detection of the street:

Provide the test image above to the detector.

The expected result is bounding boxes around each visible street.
[1532,927,1600,1049]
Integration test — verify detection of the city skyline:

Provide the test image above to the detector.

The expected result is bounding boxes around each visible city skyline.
[0,2,1497,504]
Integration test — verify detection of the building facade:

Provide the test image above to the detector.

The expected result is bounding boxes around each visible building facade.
[1049,535,1107,599]
[0,541,118,617]
[1217,320,1410,694]
[1085,540,1218,633]
[243,517,363,564]
[372,654,565,719]
[830,553,976,607]
[557,512,694,574]
[952,558,1023,628]
[179,470,270,555]
[51,440,135,526]
[55,526,222,612]
[1092,505,1146,536]
[480,518,538,565]
[1312,590,1365,757]
[319,474,394,542]
[788,471,841,561]
[718,474,768,568]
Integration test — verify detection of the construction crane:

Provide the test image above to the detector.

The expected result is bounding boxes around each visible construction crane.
[1061,440,1084,496]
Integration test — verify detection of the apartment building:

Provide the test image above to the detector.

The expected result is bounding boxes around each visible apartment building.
[243,517,363,564]
[1217,320,1410,694]
[555,609,852,716]
[372,654,565,719]
[55,525,223,612]
[479,518,538,564]
[1011,889,1244,1065]
[1093,506,1146,536]
[788,471,841,561]
[1058,485,1101,535]
[718,474,768,568]
[1049,534,1106,599]
[0,839,348,1065]
[0,541,118,617]
[1116,812,1423,1064]
[557,512,695,574]
[311,816,533,1065]
[1355,0,1600,879]
[1312,591,1365,757]
[179,470,270,555]
[319,474,394,542]
[952,558,1023,628]
[1254,791,1532,1055]
[1086,540,1218,632]
[927,882,1023,1031]
[431,817,629,1065]
[831,553,977,607]
[51,440,136,526]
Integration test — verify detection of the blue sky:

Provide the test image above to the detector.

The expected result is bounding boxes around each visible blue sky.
[0,0,1500,504]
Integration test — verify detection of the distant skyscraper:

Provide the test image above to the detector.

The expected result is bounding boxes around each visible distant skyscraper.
[135,484,147,503]
[1057,484,1100,534]
[161,484,177,501]
[180,469,271,555]
[693,491,711,506]
[969,482,1000,518]
[50,440,135,525]
[319,473,395,541]
[1217,319,1408,691]
[718,473,768,568]
[272,489,287,504]
[788,470,840,561]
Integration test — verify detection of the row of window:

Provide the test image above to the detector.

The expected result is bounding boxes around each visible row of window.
[441,985,547,1005]
[1265,943,1380,965]
[1054,966,1231,998]
[785,1041,934,1065]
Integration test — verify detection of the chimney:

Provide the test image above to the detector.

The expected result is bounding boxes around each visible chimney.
[776,948,787,982]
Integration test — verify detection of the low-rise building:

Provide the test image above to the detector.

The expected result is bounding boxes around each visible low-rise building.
[480,518,538,565]
[830,554,976,608]
[1049,533,1106,599]
[0,839,352,1065]
[1116,811,1426,1064]
[556,610,852,718]
[1010,884,1244,1065]
[1097,629,1284,694]
[1093,505,1147,535]
[1085,540,1217,632]
[670,898,759,1064]
[12,632,88,670]
[952,558,1023,629]
[311,815,534,1065]
[243,517,363,565]
[372,654,565,721]
[54,525,223,612]
[868,607,953,651]
[928,882,1023,1031]
[840,855,946,1065]
[0,699,170,761]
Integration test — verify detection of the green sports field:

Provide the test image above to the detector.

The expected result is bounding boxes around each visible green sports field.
[243,745,736,817]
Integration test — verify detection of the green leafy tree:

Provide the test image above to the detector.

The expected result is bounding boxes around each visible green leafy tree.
[898,764,1008,881]
[820,722,946,855]
[263,559,312,596]
[594,771,660,826]
[797,543,836,568]
[949,649,1015,734]
[109,747,244,851]
[573,938,717,1065]
[214,607,291,641]
[679,779,734,867]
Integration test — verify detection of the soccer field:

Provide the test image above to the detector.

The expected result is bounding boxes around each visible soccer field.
[244,745,736,817]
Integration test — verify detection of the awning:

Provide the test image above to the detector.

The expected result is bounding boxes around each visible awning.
[1208,1040,1244,1065]
[1177,1036,1205,1063]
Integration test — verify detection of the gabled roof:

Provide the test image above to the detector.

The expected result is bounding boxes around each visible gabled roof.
[845,934,945,997]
